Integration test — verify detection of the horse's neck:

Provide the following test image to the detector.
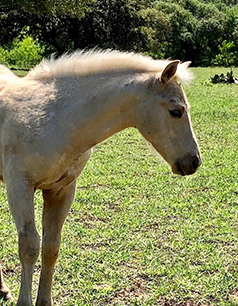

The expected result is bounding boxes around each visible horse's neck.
[57,75,139,152]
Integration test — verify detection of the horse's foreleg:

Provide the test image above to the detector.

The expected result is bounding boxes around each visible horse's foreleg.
[36,181,76,306]
[0,265,12,300]
[4,173,39,306]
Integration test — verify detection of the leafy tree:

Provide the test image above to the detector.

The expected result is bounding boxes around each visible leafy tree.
[154,1,197,61]
[139,8,171,57]
[70,0,145,50]
[1,0,238,66]
[0,0,96,17]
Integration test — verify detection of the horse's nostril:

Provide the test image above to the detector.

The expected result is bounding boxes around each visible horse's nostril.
[192,157,200,170]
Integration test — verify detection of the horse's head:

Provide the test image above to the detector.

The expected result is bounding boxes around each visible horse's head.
[135,60,201,176]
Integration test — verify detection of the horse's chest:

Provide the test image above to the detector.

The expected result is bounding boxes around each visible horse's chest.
[36,149,91,191]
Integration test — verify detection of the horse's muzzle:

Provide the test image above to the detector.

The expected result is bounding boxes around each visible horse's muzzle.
[173,153,201,176]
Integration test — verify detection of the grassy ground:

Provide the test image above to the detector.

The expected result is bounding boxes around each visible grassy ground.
[1,68,238,305]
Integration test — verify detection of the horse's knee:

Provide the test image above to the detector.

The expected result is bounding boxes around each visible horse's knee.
[42,235,61,265]
[19,222,40,264]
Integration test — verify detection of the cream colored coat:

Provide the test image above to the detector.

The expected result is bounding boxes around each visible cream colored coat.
[0,50,201,306]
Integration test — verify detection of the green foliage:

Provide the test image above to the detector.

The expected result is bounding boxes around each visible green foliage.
[1,0,238,66]
[211,40,236,67]
[153,0,230,65]
[0,48,8,65]
[1,0,97,17]
[0,28,45,69]
[139,8,171,57]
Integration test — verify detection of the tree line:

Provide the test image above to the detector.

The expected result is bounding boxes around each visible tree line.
[0,0,238,68]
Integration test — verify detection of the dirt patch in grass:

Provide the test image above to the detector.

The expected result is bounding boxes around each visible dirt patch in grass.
[157,297,209,306]
[105,275,150,304]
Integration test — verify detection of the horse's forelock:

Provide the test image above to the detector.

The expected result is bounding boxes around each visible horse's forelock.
[176,61,194,86]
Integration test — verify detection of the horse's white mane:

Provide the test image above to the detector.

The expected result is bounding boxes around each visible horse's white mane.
[0,65,18,90]
[27,49,193,84]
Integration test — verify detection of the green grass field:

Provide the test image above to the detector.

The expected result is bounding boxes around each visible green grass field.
[1,68,238,305]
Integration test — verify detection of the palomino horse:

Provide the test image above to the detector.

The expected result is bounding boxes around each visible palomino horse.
[0,50,201,306]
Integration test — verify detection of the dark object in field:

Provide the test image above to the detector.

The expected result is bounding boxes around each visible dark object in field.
[211,69,238,84]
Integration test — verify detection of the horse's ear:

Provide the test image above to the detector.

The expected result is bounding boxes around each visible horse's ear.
[160,60,180,83]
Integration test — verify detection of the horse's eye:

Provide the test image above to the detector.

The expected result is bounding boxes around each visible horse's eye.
[169,110,183,118]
